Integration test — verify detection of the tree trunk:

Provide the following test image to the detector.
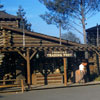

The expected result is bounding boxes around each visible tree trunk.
[81,0,87,44]
[59,23,62,45]
[82,18,86,44]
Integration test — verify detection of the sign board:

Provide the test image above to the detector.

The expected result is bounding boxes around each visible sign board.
[45,51,73,58]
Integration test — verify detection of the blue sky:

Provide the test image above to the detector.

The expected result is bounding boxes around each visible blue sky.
[1,0,100,43]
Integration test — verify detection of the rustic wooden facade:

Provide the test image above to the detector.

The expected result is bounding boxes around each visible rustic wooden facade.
[0,11,100,87]
[0,11,84,86]
[86,25,100,79]
[0,25,81,86]
[0,11,21,28]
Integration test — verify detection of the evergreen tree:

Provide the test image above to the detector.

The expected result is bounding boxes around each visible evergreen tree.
[39,0,70,30]
[39,0,100,44]
[16,5,32,31]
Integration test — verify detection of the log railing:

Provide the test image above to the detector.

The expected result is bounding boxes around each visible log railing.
[0,79,25,93]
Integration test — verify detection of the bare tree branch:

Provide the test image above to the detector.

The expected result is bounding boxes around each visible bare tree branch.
[68,24,83,35]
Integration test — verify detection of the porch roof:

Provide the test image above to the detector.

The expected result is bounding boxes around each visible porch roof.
[0,45,99,52]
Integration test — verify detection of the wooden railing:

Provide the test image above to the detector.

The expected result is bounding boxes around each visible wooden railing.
[0,79,25,93]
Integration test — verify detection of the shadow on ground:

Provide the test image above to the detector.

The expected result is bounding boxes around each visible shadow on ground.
[0,96,4,98]
[30,82,100,91]
[1,82,100,93]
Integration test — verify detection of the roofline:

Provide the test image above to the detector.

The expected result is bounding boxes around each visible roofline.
[86,25,99,32]
[0,11,21,20]
[0,18,21,21]
[0,26,81,46]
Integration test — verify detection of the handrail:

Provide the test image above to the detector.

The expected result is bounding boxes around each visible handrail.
[0,79,16,82]
[0,79,25,82]
[0,79,25,93]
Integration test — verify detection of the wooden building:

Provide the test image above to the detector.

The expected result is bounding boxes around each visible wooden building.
[0,11,21,28]
[0,11,99,87]
[0,11,84,86]
[86,25,100,46]
[86,26,100,79]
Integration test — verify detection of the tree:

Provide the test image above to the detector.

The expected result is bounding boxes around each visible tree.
[39,0,100,44]
[61,32,81,43]
[16,6,32,31]
[39,0,70,44]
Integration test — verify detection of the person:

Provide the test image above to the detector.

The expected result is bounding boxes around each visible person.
[79,59,87,83]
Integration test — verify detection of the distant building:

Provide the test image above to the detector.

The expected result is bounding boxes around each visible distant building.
[86,25,100,46]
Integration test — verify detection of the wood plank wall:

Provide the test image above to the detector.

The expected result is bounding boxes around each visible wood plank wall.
[6,31,63,47]
[0,21,18,28]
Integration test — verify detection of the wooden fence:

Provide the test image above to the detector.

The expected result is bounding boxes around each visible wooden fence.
[0,79,25,93]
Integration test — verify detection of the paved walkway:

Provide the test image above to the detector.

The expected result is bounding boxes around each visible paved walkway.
[1,82,100,100]
[1,81,100,93]
[30,81,100,90]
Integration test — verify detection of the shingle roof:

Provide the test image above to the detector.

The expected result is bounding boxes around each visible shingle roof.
[0,11,21,19]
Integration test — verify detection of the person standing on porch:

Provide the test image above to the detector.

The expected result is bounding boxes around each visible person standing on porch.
[79,59,87,83]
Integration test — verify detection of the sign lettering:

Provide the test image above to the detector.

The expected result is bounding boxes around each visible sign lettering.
[45,51,73,58]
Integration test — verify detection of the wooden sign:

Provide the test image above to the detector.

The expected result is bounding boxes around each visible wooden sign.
[45,51,73,58]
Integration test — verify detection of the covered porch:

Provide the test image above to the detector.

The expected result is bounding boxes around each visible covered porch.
[0,45,100,87]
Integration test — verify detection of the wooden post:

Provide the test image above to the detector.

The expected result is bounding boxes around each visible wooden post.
[63,58,67,86]
[59,22,62,45]
[21,79,24,93]
[3,77,6,85]
[26,49,31,85]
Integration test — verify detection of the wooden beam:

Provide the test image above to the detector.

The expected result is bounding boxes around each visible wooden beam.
[63,58,67,86]
[17,50,26,60]
[93,49,100,56]
[26,49,31,85]
[30,51,37,60]
[21,79,24,93]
